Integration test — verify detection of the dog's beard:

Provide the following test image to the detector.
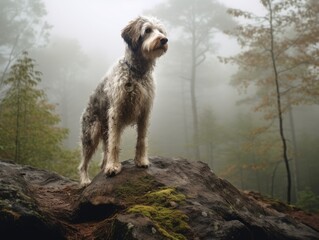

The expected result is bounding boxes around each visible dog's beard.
[141,34,168,60]
[142,47,167,60]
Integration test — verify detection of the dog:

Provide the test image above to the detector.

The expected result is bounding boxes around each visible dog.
[78,16,168,186]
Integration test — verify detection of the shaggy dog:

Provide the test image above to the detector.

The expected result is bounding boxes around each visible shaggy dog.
[79,16,168,186]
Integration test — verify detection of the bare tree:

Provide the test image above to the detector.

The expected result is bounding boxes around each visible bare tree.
[148,0,235,160]
[267,0,291,203]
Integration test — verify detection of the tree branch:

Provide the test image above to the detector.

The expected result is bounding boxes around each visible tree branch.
[196,54,206,66]
[277,61,309,75]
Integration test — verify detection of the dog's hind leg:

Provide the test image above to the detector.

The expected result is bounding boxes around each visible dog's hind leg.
[79,120,101,186]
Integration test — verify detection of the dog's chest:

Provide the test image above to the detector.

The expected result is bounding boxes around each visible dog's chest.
[115,76,154,121]
[122,79,150,105]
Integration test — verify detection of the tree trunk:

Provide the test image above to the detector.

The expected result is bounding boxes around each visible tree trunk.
[288,102,299,202]
[271,160,281,198]
[180,73,191,157]
[60,68,71,147]
[190,30,200,161]
[252,151,261,193]
[14,78,22,162]
[268,0,292,204]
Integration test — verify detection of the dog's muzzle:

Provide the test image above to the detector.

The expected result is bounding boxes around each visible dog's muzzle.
[160,38,168,45]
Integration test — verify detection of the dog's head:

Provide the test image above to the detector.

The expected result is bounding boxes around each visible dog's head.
[121,16,168,60]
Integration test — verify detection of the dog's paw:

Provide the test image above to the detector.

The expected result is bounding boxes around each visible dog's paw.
[135,157,150,168]
[79,178,91,187]
[104,163,122,177]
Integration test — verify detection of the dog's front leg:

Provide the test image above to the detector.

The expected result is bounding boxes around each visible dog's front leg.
[135,111,150,168]
[104,110,122,176]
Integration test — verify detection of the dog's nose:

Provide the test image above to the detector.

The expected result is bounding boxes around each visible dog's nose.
[160,38,168,45]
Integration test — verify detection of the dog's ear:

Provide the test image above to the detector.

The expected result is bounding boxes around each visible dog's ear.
[121,17,144,51]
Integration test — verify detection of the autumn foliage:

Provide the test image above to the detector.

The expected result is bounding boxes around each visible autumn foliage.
[221,0,319,203]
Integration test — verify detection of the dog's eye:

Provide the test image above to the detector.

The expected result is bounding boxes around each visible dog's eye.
[145,28,152,34]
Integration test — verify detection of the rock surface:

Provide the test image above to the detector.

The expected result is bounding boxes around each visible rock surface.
[0,157,318,240]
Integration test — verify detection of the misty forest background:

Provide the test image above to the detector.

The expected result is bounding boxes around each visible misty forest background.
[0,0,318,211]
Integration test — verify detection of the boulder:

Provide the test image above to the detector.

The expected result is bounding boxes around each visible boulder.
[0,157,318,239]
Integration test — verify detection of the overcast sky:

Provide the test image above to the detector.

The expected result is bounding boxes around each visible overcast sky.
[43,0,266,58]
[37,0,319,155]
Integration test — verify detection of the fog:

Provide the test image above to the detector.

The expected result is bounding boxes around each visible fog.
[43,1,263,63]
[1,0,319,205]
[38,0,263,152]
[39,0,317,147]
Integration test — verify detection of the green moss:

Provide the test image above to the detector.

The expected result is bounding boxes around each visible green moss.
[144,188,186,207]
[127,187,189,240]
[114,175,190,239]
[115,175,159,204]
[128,204,189,240]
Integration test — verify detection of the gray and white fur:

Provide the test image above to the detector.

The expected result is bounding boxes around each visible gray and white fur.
[79,16,168,186]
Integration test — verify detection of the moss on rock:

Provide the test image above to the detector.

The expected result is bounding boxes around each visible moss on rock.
[114,174,190,239]
[143,188,186,207]
[115,175,159,204]
[127,187,190,240]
